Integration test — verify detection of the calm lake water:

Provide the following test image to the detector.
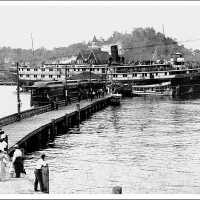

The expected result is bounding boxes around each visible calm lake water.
[0,86,31,118]
[1,86,200,193]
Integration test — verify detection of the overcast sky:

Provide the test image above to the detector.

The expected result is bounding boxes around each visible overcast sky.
[1,1,200,50]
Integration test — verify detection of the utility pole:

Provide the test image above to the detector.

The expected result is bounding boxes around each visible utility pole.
[16,62,21,121]
[30,33,35,67]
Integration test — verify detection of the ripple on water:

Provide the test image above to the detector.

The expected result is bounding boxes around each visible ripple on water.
[24,97,200,194]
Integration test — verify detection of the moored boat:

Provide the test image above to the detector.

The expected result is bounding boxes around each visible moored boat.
[107,46,200,97]
[110,93,122,105]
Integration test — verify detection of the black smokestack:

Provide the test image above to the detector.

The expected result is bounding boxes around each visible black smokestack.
[111,45,119,62]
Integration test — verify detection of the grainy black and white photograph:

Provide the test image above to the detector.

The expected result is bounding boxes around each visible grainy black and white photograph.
[0,0,200,197]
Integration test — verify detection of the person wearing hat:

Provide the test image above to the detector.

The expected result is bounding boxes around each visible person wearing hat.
[34,154,47,192]
[12,145,24,178]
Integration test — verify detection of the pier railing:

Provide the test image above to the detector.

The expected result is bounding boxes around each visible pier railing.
[0,113,19,127]
[0,104,52,127]
[20,105,52,120]
[0,96,80,127]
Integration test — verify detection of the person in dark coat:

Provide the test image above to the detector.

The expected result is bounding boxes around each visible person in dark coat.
[12,145,25,178]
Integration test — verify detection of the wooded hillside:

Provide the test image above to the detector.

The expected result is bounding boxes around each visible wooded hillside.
[0,27,199,67]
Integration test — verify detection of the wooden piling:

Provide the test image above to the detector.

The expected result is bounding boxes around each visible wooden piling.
[50,119,56,141]
[68,117,71,129]
[23,141,28,153]
[42,165,49,193]
[37,133,42,149]
[65,114,68,132]
[84,109,87,120]
[76,103,80,125]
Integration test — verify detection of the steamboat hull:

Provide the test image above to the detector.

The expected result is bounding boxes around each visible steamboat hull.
[114,72,200,97]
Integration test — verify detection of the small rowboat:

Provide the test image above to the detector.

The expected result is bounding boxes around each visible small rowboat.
[110,93,122,106]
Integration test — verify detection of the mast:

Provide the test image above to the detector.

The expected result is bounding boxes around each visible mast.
[162,24,167,60]
[16,62,21,121]
[162,24,165,36]
[31,33,34,56]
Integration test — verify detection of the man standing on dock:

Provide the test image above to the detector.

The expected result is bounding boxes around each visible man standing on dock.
[34,154,47,192]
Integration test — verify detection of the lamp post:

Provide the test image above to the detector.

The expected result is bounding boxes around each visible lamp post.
[16,62,21,121]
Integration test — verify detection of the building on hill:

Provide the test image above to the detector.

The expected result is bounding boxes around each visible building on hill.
[76,48,110,65]
[88,35,102,50]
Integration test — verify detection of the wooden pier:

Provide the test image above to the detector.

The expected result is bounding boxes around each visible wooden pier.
[0,96,112,155]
